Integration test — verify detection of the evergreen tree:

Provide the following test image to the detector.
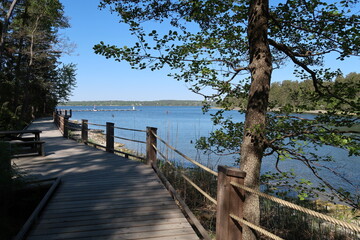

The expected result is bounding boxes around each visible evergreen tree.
[0,0,76,129]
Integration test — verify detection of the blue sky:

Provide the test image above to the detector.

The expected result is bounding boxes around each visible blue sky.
[59,0,360,101]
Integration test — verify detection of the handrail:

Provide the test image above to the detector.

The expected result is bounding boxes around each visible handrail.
[113,148,146,161]
[88,122,106,127]
[114,135,146,144]
[66,126,81,131]
[86,141,106,149]
[154,144,217,205]
[53,110,360,239]
[230,181,360,233]
[150,130,218,177]
[230,214,284,240]
[113,126,147,132]
[151,163,212,240]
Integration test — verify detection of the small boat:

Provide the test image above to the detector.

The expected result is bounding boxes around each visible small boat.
[93,105,97,111]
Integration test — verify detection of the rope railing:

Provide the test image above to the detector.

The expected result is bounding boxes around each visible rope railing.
[112,148,146,161]
[153,143,218,205]
[229,214,285,240]
[53,110,360,240]
[66,126,81,131]
[113,126,147,132]
[88,122,106,127]
[114,135,146,144]
[150,130,218,177]
[86,141,106,149]
[182,173,218,205]
[230,181,360,233]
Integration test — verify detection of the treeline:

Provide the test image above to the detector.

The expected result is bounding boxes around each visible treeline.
[226,72,360,112]
[0,0,76,130]
[61,100,204,107]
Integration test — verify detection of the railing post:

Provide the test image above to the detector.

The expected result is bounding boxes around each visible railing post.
[81,119,88,143]
[146,127,157,165]
[59,116,64,132]
[106,122,114,153]
[216,166,246,240]
[63,117,69,138]
[55,113,59,128]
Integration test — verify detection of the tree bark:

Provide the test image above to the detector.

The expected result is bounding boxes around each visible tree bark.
[239,0,272,239]
[0,0,19,67]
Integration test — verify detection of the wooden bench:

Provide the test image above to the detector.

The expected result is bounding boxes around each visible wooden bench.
[0,129,44,157]
[8,140,45,157]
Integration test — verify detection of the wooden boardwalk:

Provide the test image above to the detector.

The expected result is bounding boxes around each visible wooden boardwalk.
[13,118,200,240]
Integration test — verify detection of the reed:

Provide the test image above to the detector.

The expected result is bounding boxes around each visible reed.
[156,157,359,240]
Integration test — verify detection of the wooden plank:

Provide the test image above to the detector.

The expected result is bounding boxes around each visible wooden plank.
[60,181,163,190]
[38,208,187,225]
[14,178,61,240]
[43,199,177,215]
[40,203,180,220]
[52,184,165,197]
[152,164,212,240]
[48,188,171,202]
[13,119,201,240]
[28,224,196,240]
[35,215,188,230]
[32,218,192,236]
[44,194,174,210]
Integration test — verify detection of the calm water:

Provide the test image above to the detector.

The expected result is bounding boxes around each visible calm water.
[58,106,359,194]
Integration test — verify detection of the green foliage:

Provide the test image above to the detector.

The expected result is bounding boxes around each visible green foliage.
[95,0,360,209]
[0,0,76,130]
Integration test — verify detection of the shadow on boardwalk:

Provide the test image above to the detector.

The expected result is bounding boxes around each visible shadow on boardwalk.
[14,118,199,240]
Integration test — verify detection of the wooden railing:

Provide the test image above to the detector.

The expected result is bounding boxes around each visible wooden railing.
[53,110,360,240]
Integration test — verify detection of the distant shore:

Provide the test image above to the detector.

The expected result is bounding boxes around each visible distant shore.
[59,100,204,107]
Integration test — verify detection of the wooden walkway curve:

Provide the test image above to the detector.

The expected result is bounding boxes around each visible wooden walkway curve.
[13,118,200,240]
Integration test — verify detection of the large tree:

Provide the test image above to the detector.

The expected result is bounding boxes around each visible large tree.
[95,0,359,238]
[0,0,76,129]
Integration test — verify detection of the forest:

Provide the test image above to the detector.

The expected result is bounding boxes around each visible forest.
[0,0,76,130]
[61,72,359,111]
[225,72,360,112]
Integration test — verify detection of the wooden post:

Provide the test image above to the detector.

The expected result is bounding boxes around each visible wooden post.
[63,117,69,138]
[65,110,68,117]
[55,114,59,128]
[81,119,88,143]
[216,165,246,240]
[146,127,157,165]
[59,116,64,132]
[69,109,72,118]
[106,122,114,153]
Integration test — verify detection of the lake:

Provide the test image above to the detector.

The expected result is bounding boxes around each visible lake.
[57,105,359,196]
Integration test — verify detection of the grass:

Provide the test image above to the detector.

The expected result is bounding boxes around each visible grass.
[156,158,360,240]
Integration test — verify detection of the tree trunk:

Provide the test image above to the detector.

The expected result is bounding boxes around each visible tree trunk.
[239,0,272,239]
[0,0,19,67]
